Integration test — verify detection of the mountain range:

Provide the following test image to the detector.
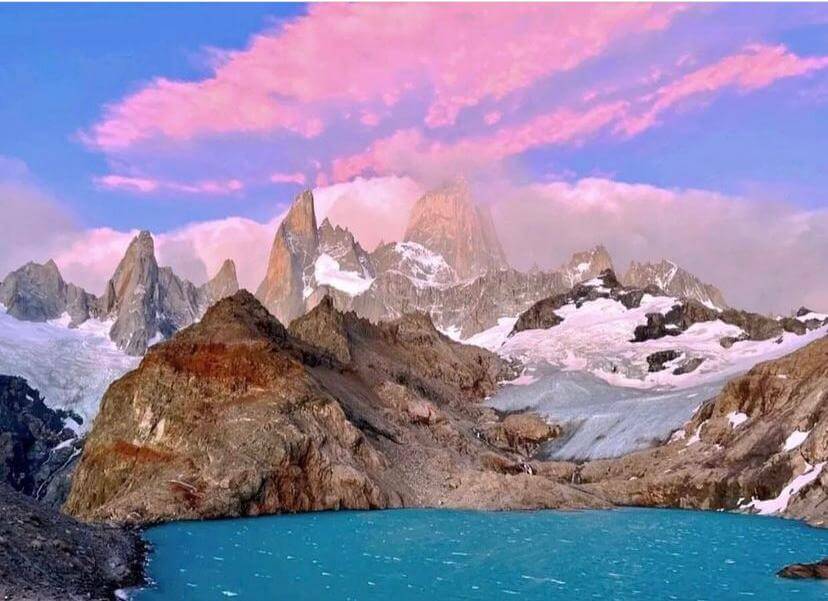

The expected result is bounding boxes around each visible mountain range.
[1,177,729,358]
[254,178,726,339]
[0,231,239,355]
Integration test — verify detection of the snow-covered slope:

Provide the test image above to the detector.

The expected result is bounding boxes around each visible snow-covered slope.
[472,278,827,390]
[487,366,723,460]
[0,306,138,431]
[478,275,827,460]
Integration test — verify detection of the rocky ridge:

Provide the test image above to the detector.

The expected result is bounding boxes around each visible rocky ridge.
[65,291,604,524]
[255,187,733,343]
[63,288,828,532]
[623,259,727,309]
[0,375,144,601]
[573,333,828,527]
[0,231,240,355]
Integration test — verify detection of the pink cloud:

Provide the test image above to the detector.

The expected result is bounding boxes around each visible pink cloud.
[94,174,244,196]
[85,4,680,150]
[359,111,381,127]
[483,111,502,126]
[269,171,307,185]
[95,175,159,193]
[620,44,828,135]
[332,101,628,182]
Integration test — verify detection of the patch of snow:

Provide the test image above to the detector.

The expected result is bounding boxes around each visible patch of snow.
[0,307,138,432]
[392,241,456,288]
[783,429,810,451]
[463,317,518,351]
[797,311,828,322]
[727,411,748,428]
[685,421,706,446]
[440,325,462,341]
[743,462,826,515]
[313,253,374,296]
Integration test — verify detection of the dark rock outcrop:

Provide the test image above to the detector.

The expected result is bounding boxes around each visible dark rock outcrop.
[778,559,828,579]
[632,299,809,345]
[511,269,645,335]
[0,375,80,501]
[0,483,144,601]
[646,350,681,372]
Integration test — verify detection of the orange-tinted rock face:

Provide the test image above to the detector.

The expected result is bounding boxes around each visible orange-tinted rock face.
[256,190,319,324]
[65,291,606,524]
[403,178,508,279]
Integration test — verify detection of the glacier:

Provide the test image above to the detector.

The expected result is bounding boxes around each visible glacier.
[476,290,828,460]
[0,306,138,432]
[487,365,724,460]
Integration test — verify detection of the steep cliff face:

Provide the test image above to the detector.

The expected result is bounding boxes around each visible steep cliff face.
[317,218,374,277]
[65,292,601,524]
[578,334,828,526]
[199,258,239,303]
[623,259,727,309]
[561,245,614,287]
[256,190,319,324]
[98,231,239,355]
[403,179,508,279]
[0,260,96,326]
[0,375,80,500]
[0,234,237,357]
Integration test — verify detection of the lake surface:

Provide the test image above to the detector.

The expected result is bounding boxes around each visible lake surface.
[135,508,828,600]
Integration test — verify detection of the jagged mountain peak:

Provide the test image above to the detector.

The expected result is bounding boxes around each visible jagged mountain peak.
[200,259,239,303]
[623,258,727,309]
[560,244,615,286]
[0,259,94,325]
[403,178,508,279]
[256,190,321,324]
[283,189,318,242]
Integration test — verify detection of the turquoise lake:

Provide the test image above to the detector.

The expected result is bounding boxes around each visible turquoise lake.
[134,508,828,600]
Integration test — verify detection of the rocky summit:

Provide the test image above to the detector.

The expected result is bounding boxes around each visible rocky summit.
[64,291,604,524]
[253,187,633,341]
[256,189,320,324]
[0,259,96,326]
[402,178,508,279]
[623,259,727,309]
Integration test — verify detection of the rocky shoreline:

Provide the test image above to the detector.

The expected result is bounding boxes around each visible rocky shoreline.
[0,484,146,601]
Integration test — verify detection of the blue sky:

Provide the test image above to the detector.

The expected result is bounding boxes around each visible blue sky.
[0,3,305,230]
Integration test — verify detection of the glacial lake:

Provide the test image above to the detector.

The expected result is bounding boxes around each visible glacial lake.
[134,508,828,600]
